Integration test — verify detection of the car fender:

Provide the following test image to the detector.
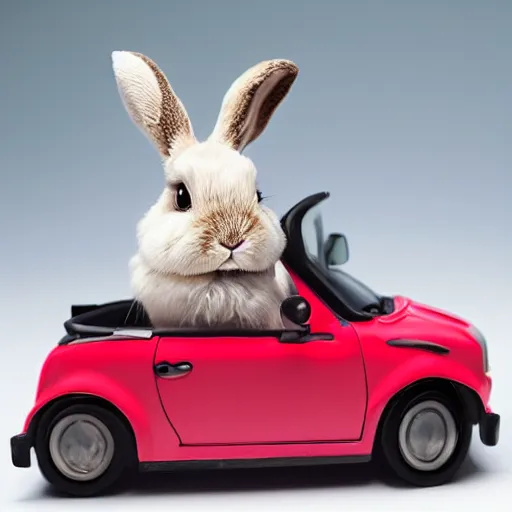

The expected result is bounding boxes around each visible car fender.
[362,354,489,443]
[23,369,177,459]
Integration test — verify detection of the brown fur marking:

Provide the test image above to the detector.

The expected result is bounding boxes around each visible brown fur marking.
[132,52,193,156]
[196,204,261,253]
[222,60,298,150]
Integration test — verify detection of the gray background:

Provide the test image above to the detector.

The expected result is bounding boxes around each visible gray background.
[1,0,510,510]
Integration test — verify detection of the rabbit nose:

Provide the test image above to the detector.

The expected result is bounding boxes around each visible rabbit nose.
[220,241,245,251]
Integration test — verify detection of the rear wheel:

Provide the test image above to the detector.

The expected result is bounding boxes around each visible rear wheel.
[378,389,472,487]
[35,403,136,496]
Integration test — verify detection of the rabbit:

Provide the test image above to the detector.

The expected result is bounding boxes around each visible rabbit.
[111,50,299,330]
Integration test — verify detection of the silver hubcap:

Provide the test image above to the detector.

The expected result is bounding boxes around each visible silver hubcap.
[49,413,115,481]
[398,400,458,471]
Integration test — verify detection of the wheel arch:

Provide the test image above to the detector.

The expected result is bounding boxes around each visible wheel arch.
[25,393,138,459]
[371,377,484,454]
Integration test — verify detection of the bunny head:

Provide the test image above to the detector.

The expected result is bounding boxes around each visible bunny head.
[111,51,298,279]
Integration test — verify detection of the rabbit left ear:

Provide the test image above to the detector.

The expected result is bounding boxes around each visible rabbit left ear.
[208,59,298,153]
[111,51,196,158]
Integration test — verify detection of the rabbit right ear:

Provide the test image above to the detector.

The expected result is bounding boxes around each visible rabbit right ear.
[111,51,196,158]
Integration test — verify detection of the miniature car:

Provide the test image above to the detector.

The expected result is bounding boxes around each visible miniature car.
[10,192,499,497]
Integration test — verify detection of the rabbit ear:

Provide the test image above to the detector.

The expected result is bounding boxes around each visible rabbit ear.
[208,59,298,152]
[111,51,196,158]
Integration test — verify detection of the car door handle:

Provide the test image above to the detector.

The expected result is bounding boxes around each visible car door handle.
[154,361,193,378]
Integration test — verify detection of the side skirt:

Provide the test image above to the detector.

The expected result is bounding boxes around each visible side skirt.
[139,455,371,472]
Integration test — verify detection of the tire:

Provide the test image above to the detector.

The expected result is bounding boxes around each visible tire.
[35,403,137,497]
[377,389,472,487]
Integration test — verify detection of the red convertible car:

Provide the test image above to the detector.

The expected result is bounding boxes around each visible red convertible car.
[11,192,499,497]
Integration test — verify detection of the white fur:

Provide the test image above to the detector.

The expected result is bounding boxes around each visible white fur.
[112,52,298,330]
[131,256,293,329]
[111,51,163,131]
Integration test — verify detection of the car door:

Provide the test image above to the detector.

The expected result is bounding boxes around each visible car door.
[152,193,368,446]
[154,315,366,446]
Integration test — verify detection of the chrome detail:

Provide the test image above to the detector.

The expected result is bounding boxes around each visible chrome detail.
[68,329,154,345]
[398,400,458,471]
[49,414,115,481]
[114,328,153,339]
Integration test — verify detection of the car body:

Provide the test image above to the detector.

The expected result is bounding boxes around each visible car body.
[11,192,500,496]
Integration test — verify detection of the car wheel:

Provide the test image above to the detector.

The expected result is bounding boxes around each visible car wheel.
[378,389,472,487]
[35,403,137,497]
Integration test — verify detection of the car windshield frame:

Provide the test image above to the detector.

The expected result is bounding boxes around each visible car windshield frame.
[280,192,385,322]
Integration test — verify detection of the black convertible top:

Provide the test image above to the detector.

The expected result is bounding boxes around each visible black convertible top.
[60,300,152,344]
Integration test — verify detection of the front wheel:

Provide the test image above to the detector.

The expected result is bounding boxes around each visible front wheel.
[378,389,472,487]
[35,403,137,497]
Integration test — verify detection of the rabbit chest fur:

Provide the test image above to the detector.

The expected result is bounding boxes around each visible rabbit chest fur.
[131,255,293,330]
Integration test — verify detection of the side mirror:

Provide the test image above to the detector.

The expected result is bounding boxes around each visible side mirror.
[324,233,349,266]
[280,295,312,326]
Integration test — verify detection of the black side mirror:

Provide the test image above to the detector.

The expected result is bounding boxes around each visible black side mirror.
[324,233,349,266]
[280,295,312,326]
[279,295,334,344]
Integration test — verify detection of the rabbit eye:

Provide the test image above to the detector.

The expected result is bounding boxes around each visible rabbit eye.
[256,189,263,203]
[175,183,192,211]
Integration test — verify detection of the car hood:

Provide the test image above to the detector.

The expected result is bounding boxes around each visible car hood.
[383,296,471,329]
[370,295,489,374]
[374,295,477,347]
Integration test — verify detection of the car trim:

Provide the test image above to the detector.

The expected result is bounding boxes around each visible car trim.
[479,412,500,446]
[139,454,371,472]
[114,328,154,338]
[10,434,31,468]
[386,338,450,355]
[66,334,153,345]
[65,328,335,346]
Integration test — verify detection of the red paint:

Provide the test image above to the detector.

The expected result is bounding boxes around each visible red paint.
[24,339,177,461]
[19,271,493,464]
[155,330,366,445]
